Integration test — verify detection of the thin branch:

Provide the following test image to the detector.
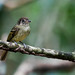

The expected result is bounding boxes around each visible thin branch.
[33,62,75,73]
[14,58,75,75]
[0,40,75,62]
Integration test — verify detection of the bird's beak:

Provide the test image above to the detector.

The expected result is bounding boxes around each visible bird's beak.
[28,20,31,23]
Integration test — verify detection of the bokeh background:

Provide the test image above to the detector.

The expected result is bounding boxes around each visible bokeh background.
[0,0,75,75]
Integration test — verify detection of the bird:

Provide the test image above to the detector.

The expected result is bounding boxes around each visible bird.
[0,17,31,60]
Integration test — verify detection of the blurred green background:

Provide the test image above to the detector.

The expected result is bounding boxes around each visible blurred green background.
[0,0,75,75]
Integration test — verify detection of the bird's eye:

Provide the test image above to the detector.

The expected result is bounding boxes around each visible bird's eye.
[22,19,25,24]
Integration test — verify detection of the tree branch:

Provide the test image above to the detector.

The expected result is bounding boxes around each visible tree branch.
[14,59,75,75]
[0,40,75,62]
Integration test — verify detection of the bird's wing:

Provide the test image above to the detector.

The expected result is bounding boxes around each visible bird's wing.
[7,26,20,42]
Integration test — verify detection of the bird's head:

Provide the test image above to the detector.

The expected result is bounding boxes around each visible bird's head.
[18,17,31,25]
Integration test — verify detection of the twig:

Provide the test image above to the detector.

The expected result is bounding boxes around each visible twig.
[0,40,75,62]
[14,58,75,75]
[33,62,75,73]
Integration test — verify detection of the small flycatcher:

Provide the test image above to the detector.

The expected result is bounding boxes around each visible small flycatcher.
[0,17,31,60]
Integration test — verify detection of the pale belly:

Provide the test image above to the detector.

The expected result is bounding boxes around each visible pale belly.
[12,29,30,42]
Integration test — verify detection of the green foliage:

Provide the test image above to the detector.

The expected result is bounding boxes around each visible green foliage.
[0,0,75,75]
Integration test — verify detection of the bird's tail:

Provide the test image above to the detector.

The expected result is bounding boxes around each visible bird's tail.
[0,51,8,61]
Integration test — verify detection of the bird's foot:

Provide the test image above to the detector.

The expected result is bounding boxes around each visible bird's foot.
[14,41,19,47]
[8,42,17,48]
[19,41,26,49]
[13,41,21,51]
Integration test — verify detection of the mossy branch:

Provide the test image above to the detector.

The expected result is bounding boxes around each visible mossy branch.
[0,40,75,62]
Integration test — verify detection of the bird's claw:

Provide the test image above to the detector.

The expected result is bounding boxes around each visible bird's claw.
[19,41,26,49]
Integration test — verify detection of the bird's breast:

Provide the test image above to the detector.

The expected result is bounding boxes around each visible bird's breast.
[12,25,30,42]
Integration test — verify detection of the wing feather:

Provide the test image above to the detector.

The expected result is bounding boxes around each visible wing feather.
[7,26,20,42]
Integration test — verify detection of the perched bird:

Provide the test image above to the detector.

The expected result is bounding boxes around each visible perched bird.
[0,17,31,60]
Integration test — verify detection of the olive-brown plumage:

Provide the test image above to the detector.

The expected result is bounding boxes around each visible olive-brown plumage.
[0,17,31,60]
